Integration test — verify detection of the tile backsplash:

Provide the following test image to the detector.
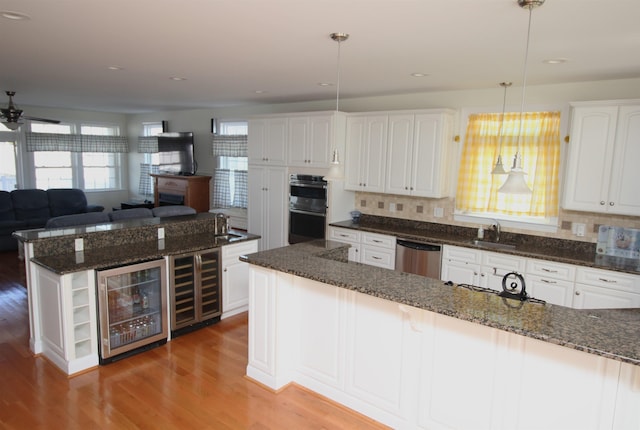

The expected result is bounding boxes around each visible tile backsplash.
[354,192,640,243]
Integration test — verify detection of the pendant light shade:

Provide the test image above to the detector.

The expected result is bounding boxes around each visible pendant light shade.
[491,82,512,175]
[324,32,349,182]
[498,0,543,195]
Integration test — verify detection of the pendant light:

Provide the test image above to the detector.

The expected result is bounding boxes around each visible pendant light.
[498,0,544,195]
[491,81,512,175]
[323,32,349,182]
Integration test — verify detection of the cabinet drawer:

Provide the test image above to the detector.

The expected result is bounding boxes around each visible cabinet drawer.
[329,227,361,244]
[362,232,396,249]
[526,259,576,281]
[442,245,481,265]
[157,177,188,193]
[575,267,639,293]
[361,246,395,269]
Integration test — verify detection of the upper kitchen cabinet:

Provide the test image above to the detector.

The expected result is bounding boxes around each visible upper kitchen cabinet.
[288,113,346,168]
[248,117,288,165]
[385,110,455,198]
[344,114,388,192]
[563,101,640,216]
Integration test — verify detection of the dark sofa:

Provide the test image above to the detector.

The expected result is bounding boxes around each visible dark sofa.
[0,188,104,251]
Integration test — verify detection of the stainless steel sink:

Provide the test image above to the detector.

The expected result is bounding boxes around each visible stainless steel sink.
[471,239,516,251]
[214,233,243,241]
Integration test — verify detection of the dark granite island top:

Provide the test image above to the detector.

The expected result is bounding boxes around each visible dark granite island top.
[242,240,640,366]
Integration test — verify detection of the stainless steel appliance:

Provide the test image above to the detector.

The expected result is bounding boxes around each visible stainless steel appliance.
[289,174,327,244]
[96,259,168,363]
[395,239,442,279]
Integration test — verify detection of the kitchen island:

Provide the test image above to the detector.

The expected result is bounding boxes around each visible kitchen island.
[243,240,640,430]
[14,213,259,375]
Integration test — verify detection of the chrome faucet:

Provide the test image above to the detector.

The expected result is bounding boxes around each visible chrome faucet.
[491,220,501,242]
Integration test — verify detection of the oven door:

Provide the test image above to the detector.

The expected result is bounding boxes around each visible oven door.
[289,209,326,244]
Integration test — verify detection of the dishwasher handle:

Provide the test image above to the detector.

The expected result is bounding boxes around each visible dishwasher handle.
[397,239,441,252]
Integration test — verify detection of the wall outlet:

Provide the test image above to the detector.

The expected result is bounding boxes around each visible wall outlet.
[74,238,84,252]
[389,203,396,212]
[158,227,165,240]
[434,207,444,218]
[572,222,586,237]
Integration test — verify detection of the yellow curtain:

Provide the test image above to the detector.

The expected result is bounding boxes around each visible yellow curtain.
[456,111,561,217]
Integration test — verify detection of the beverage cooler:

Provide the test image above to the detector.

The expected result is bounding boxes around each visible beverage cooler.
[96,259,168,363]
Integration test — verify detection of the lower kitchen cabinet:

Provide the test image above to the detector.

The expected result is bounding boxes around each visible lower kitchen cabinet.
[526,259,576,307]
[328,226,361,262]
[169,248,221,336]
[328,227,395,269]
[221,240,258,319]
[573,266,640,309]
[248,266,640,430]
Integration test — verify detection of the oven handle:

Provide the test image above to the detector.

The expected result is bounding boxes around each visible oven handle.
[289,208,326,217]
[290,182,327,189]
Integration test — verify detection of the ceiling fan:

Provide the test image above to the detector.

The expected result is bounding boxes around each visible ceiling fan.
[1,91,60,130]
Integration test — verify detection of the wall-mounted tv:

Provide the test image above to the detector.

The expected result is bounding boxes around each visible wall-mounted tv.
[157,132,197,175]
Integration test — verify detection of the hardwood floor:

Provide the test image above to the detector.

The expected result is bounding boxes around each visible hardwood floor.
[0,251,388,430]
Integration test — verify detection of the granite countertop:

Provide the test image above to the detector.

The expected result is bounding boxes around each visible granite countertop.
[242,240,640,366]
[330,218,640,275]
[33,231,259,275]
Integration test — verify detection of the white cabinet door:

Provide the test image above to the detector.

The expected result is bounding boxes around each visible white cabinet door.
[248,166,287,251]
[361,232,396,269]
[345,115,388,192]
[481,250,527,292]
[248,118,287,165]
[573,266,640,309]
[441,245,481,286]
[288,114,333,168]
[563,103,640,215]
[411,113,452,198]
[607,105,640,215]
[385,114,414,195]
[328,227,361,262]
[222,240,259,319]
[526,259,576,306]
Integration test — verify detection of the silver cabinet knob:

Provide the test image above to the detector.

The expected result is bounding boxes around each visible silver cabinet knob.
[575,291,581,296]
[600,201,605,205]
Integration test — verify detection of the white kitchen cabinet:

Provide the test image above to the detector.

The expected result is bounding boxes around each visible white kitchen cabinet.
[573,266,640,309]
[385,111,454,197]
[288,113,344,168]
[221,240,259,319]
[361,231,396,270]
[33,266,99,375]
[328,226,361,262]
[247,165,287,251]
[344,115,388,192]
[563,101,640,215]
[441,245,524,291]
[526,259,576,306]
[248,117,288,165]
[441,244,482,285]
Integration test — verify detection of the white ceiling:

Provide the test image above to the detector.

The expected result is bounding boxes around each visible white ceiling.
[1,0,639,114]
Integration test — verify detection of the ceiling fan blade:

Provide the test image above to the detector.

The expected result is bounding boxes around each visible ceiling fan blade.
[23,116,61,124]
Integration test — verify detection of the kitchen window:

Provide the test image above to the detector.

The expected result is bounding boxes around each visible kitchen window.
[455,111,561,229]
[212,121,248,209]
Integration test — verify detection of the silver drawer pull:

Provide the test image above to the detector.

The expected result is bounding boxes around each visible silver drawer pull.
[541,268,558,273]
[541,279,557,284]
[372,256,382,260]
[373,239,383,243]
[598,278,617,283]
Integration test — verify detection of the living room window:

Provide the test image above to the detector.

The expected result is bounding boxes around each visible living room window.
[454,111,561,230]
[29,123,125,191]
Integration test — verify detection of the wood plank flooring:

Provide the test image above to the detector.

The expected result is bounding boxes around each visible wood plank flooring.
[0,251,388,430]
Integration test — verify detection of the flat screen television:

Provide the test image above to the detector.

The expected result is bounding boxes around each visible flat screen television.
[157,132,197,175]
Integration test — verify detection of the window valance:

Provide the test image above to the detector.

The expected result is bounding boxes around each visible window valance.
[138,136,159,153]
[26,132,129,153]
[212,134,248,157]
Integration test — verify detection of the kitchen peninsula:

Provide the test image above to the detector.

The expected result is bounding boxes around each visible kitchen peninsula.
[14,213,258,375]
[242,240,640,430]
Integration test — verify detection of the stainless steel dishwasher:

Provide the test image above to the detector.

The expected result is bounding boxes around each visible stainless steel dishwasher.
[395,239,442,279]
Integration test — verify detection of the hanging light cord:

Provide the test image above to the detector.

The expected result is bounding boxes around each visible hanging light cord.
[497,82,510,154]
[516,5,534,161]
[335,37,342,112]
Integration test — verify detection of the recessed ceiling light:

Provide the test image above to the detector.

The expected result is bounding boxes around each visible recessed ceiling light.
[543,58,569,64]
[411,73,429,77]
[169,76,187,81]
[107,65,124,71]
[1,10,31,20]
[254,90,267,94]
[318,82,333,87]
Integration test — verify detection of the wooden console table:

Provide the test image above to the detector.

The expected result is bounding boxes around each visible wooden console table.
[150,174,211,213]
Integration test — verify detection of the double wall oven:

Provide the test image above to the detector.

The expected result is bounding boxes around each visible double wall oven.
[288,174,327,244]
